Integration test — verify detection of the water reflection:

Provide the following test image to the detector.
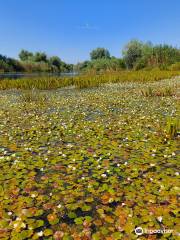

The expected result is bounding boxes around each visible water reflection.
[0,72,78,80]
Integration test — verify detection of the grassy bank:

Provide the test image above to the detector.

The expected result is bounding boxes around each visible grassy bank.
[0,69,180,90]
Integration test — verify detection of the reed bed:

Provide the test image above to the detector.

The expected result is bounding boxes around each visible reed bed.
[0,69,180,90]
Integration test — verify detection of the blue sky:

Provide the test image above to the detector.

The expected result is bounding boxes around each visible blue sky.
[0,0,179,63]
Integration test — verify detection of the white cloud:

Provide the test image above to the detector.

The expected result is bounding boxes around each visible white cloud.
[76,23,99,30]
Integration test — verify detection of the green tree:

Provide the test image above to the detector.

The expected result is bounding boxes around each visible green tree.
[151,44,180,66]
[122,40,143,69]
[90,48,110,60]
[19,50,33,61]
[34,52,47,62]
[75,61,90,72]
[49,56,62,71]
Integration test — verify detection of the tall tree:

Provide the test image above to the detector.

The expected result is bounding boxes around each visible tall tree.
[49,56,62,70]
[90,48,110,60]
[19,50,33,61]
[122,40,143,69]
[34,52,47,62]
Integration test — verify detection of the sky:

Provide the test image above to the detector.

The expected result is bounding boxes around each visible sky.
[0,0,179,63]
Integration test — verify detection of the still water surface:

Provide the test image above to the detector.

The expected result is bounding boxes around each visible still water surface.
[0,72,78,80]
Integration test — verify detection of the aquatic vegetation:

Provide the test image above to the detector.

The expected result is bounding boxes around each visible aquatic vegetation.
[0,78,179,239]
[0,76,74,90]
[166,118,179,139]
[140,87,153,97]
[0,69,180,90]
[140,86,176,97]
[19,90,48,103]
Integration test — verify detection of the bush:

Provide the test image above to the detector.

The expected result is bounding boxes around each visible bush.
[169,62,180,71]
[134,58,147,70]
[159,64,169,70]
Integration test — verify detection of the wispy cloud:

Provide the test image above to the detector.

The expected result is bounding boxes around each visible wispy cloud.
[76,23,99,30]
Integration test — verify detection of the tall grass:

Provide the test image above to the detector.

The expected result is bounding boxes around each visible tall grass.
[141,86,176,97]
[166,118,180,139]
[0,76,73,90]
[0,69,179,90]
[19,90,48,103]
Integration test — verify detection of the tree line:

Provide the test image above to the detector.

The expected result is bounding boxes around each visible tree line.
[0,50,73,73]
[76,40,180,72]
[0,40,180,73]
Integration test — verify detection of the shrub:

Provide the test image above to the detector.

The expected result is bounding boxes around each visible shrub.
[134,58,147,70]
[159,64,169,70]
[169,62,180,71]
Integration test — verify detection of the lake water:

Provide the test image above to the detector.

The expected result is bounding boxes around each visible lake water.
[0,72,78,80]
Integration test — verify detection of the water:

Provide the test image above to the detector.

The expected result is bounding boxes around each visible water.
[0,72,78,80]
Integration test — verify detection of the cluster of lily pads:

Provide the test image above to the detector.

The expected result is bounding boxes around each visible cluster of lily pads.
[0,78,179,239]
